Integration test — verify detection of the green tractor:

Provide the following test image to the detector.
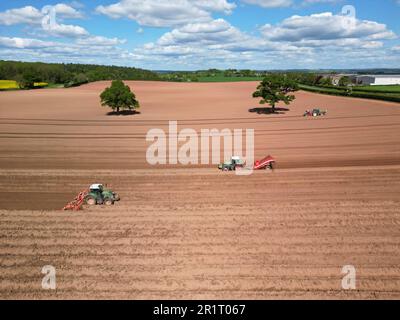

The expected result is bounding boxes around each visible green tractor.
[84,184,120,206]
[218,156,245,171]
[304,108,327,117]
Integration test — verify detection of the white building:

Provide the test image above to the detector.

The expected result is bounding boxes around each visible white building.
[356,75,400,86]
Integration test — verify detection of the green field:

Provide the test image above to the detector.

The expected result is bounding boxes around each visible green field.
[197,76,263,82]
[299,84,400,103]
[354,85,400,93]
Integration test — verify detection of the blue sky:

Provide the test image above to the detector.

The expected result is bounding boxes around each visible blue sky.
[0,0,399,70]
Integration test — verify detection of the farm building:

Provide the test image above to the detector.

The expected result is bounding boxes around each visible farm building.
[355,75,400,86]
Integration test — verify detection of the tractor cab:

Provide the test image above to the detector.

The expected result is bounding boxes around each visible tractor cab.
[90,183,103,193]
[218,156,245,171]
[87,184,105,204]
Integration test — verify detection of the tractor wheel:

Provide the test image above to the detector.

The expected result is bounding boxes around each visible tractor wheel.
[113,193,120,201]
[270,162,275,170]
[104,198,114,206]
[85,196,96,206]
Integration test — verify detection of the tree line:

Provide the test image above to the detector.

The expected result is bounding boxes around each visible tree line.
[160,69,269,82]
[0,60,161,89]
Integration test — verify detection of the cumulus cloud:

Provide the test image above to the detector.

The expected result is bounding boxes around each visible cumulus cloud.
[76,36,127,46]
[0,35,130,66]
[241,0,293,8]
[0,4,88,38]
[156,19,244,46]
[132,18,311,69]
[0,6,43,25]
[128,10,399,70]
[260,12,396,42]
[0,3,129,41]
[96,0,236,27]
[0,36,55,49]
[50,3,84,19]
[0,4,84,26]
[44,23,89,38]
[302,0,343,5]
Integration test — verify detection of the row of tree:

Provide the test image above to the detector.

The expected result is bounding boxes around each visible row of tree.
[282,72,352,87]
[160,69,270,82]
[160,69,354,87]
[1,60,353,89]
[0,60,160,89]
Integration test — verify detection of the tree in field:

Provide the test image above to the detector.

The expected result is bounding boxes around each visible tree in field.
[320,76,333,86]
[252,74,299,113]
[100,80,140,114]
[339,76,351,87]
[17,69,40,89]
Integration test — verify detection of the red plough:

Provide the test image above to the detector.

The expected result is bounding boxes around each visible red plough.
[62,189,88,211]
[253,155,276,170]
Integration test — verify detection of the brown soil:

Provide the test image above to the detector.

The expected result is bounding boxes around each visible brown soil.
[0,81,399,299]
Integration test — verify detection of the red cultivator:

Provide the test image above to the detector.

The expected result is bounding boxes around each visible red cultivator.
[254,155,276,170]
[62,189,88,211]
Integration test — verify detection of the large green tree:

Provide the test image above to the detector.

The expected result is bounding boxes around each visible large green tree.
[100,80,140,114]
[252,74,299,113]
[17,69,41,89]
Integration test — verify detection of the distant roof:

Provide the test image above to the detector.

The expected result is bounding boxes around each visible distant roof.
[356,75,400,78]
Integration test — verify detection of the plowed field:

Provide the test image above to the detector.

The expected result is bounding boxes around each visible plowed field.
[1,81,399,299]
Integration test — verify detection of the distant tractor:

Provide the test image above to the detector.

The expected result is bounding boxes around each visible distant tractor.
[218,155,276,172]
[304,108,327,117]
[218,156,245,171]
[84,184,120,206]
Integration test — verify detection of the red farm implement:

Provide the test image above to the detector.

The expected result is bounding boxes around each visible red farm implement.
[254,155,276,170]
[62,189,88,211]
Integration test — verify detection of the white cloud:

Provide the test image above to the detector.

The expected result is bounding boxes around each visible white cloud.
[132,18,311,69]
[156,19,244,46]
[241,0,293,8]
[260,12,396,42]
[0,36,54,49]
[0,6,42,25]
[52,3,84,19]
[76,36,126,46]
[128,11,399,70]
[0,4,87,38]
[302,0,343,5]
[45,23,89,37]
[0,35,130,66]
[285,38,384,49]
[0,4,84,26]
[96,0,236,27]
